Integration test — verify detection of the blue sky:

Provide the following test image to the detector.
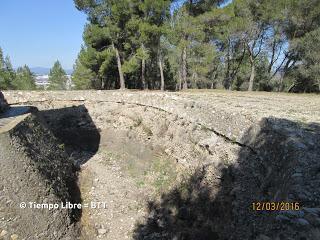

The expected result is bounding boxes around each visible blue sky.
[0,0,87,69]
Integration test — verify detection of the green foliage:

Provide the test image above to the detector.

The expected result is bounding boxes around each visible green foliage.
[72,59,96,90]
[13,65,36,90]
[48,60,68,90]
[0,48,15,90]
[73,0,320,93]
[285,28,320,93]
[75,0,173,90]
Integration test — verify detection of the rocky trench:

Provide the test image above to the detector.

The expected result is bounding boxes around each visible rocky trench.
[0,97,319,240]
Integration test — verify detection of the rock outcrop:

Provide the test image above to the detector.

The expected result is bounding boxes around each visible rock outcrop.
[0,91,8,113]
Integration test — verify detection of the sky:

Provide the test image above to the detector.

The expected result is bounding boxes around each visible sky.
[0,0,87,70]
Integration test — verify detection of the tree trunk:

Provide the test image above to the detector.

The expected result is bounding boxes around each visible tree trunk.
[142,58,147,90]
[211,72,216,89]
[228,81,232,91]
[248,62,255,91]
[178,70,182,91]
[141,43,147,90]
[224,38,231,89]
[159,55,165,91]
[182,47,188,90]
[278,77,284,92]
[192,72,197,88]
[112,43,125,90]
[287,83,295,93]
[101,78,105,90]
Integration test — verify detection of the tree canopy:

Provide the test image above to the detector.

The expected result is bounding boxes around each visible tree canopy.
[48,60,68,90]
[3,1,320,93]
[14,65,37,90]
[0,47,36,90]
[74,0,320,93]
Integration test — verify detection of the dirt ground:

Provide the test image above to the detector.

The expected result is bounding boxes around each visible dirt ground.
[4,90,320,123]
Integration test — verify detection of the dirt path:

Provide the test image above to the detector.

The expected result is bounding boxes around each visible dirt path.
[79,129,178,240]
[80,152,146,240]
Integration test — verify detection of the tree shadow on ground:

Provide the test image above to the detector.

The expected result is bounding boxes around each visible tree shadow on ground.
[0,106,37,119]
[9,105,101,224]
[38,104,101,165]
[35,105,101,221]
[133,118,320,240]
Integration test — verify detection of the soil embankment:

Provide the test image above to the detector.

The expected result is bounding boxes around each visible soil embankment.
[0,91,319,239]
[0,112,79,239]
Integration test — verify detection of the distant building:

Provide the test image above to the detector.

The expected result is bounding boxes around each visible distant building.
[35,75,49,89]
[35,75,73,90]
[66,75,74,90]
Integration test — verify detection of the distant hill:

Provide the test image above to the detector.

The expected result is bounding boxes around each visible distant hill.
[30,67,73,75]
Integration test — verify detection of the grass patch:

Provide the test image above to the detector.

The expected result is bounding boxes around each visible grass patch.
[142,125,153,136]
[150,154,177,193]
[133,116,143,127]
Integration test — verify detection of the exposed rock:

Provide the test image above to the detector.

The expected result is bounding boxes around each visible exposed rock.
[10,234,19,240]
[97,228,107,235]
[0,91,9,113]
[0,230,8,237]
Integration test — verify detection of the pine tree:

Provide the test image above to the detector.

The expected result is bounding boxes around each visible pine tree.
[48,60,68,90]
[14,65,36,90]
[0,50,15,90]
[0,47,6,89]
[127,0,172,90]
[75,0,133,90]
[72,57,97,90]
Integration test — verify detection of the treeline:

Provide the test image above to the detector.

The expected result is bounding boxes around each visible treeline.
[0,47,36,90]
[0,47,69,90]
[73,0,320,93]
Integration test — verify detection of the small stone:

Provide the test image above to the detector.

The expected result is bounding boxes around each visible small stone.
[0,230,8,237]
[98,228,107,235]
[11,234,19,240]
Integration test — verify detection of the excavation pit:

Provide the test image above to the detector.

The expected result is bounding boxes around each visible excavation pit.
[0,91,319,240]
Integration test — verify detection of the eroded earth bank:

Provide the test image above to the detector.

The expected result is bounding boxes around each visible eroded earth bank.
[0,91,320,240]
